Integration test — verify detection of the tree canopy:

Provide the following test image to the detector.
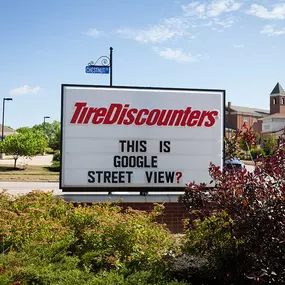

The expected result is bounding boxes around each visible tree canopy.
[17,120,61,151]
[2,128,48,168]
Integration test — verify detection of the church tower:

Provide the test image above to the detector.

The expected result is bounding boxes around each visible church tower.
[270,82,285,115]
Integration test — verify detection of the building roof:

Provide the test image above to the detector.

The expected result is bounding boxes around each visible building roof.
[227,105,269,116]
[270,82,285,95]
[0,125,15,136]
[225,125,236,131]
[259,113,285,121]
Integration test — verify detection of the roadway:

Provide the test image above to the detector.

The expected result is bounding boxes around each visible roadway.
[0,155,53,166]
[0,165,255,202]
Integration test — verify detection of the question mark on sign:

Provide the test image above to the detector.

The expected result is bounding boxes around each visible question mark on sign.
[176,172,182,184]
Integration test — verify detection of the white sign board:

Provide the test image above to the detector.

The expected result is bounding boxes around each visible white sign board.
[61,85,224,190]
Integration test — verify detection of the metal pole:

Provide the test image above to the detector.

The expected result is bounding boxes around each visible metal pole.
[110,47,113,86]
[43,116,50,137]
[44,117,46,136]
[1,99,5,142]
[108,48,112,196]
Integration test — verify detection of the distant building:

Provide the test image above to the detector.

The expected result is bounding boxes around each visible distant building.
[226,82,285,141]
[259,82,285,141]
[226,103,269,133]
[0,124,16,140]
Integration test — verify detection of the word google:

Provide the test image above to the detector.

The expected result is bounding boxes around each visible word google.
[70,102,219,127]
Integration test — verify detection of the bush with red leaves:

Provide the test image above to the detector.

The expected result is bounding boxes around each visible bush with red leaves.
[179,128,285,284]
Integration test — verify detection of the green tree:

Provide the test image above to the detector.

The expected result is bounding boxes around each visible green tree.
[239,137,250,152]
[255,131,261,145]
[31,120,60,150]
[49,128,60,150]
[264,135,277,155]
[2,129,48,168]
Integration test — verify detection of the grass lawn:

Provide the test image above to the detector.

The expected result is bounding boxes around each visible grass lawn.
[0,165,59,181]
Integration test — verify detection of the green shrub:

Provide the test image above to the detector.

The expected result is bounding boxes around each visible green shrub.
[49,150,60,171]
[53,150,60,162]
[50,160,60,172]
[0,250,96,285]
[250,147,266,160]
[178,211,245,284]
[0,250,186,285]
[263,135,277,155]
[90,269,186,285]
[0,274,12,285]
[184,211,235,256]
[0,191,183,284]
[66,203,172,271]
[45,147,55,154]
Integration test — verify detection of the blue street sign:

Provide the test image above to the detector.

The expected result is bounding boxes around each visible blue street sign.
[85,65,110,74]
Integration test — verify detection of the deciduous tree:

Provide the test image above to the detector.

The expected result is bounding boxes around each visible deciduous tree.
[31,120,60,150]
[2,129,48,168]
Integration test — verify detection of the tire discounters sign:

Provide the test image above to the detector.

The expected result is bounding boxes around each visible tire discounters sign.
[60,85,225,191]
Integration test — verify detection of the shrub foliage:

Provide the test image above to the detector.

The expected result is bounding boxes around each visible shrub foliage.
[179,128,285,284]
[0,191,185,285]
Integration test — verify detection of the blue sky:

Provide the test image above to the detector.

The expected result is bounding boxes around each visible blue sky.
[1,0,285,129]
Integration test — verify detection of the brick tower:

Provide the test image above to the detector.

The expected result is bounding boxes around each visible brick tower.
[270,82,285,115]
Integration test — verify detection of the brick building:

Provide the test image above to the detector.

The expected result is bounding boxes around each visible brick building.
[226,103,269,133]
[226,82,285,138]
[259,82,285,140]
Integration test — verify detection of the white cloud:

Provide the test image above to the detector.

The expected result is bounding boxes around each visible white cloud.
[9,85,41,95]
[182,2,207,18]
[212,27,224,32]
[116,27,175,43]
[233,44,244,48]
[116,17,189,43]
[247,4,285,20]
[260,24,285,36]
[208,0,242,17]
[214,17,235,28]
[153,47,205,63]
[182,0,242,18]
[83,28,101,37]
[116,0,241,45]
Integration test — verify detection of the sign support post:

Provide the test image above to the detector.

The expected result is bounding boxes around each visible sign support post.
[85,47,113,87]
[110,47,113,87]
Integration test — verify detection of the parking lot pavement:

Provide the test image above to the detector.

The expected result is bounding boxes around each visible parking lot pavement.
[245,165,255,172]
[1,182,60,195]
[0,155,53,166]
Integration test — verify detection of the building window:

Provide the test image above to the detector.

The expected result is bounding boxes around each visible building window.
[282,98,285,105]
[243,117,249,122]
[273,98,276,105]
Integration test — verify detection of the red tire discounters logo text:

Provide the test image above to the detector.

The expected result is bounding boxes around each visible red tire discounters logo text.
[70,102,219,127]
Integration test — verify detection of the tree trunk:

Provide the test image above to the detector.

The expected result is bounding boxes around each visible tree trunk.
[14,158,18,169]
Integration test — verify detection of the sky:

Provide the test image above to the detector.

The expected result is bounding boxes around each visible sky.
[1,0,285,129]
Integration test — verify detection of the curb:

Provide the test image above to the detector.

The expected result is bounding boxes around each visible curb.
[0,180,59,183]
